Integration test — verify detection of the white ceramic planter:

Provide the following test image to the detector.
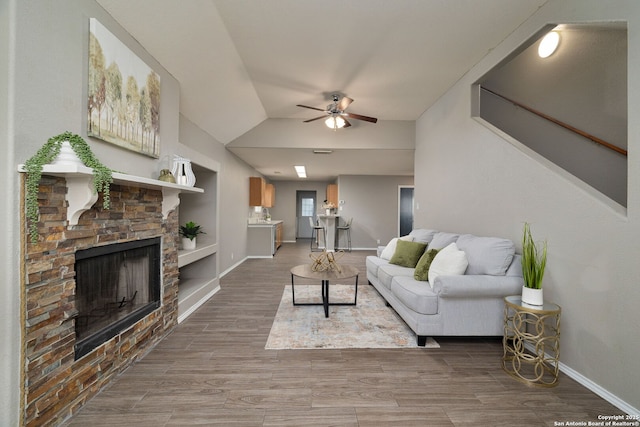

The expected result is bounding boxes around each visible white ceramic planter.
[182,237,196,250]
[50,141,83,166]
[521,286,544,306]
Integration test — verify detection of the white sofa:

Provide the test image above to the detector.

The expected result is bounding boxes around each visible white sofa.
[366,229,524,346]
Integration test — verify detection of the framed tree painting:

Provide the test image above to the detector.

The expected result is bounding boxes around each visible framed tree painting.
[88,18,161,158]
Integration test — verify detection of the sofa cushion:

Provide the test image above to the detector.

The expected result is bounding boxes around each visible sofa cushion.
[366,255,389,279]
[409,229,438,245]
[455,234,515,276]
[391,276,439,315]
[377,263,415,290]
[428,242,468,288]
[413,248,440,281]
[389,240,427,268]
[427,232,460,250]
[380,235,414,260]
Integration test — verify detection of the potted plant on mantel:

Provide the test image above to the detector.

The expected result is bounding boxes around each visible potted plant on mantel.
[23,131,113,243]
[179,221,205,250]
[521,222,547,306]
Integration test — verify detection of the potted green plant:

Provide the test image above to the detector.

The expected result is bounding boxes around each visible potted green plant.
[179,221,205,250]
[521,222,547,306]
[23,131,113,243]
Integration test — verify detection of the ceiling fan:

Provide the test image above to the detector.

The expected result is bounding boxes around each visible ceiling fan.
[297,94,378,129]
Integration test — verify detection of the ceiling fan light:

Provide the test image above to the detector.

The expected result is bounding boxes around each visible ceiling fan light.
[324,116,345,129]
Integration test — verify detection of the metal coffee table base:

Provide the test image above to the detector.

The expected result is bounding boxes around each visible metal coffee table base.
[291,276,358,318]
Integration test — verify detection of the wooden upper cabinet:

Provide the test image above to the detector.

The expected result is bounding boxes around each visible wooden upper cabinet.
[249,177,275,207]
[265,184,275,208]
[249,177,265,206]
[326,184,338,206]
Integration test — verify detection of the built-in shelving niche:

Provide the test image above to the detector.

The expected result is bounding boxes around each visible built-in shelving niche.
[176,159,220,323]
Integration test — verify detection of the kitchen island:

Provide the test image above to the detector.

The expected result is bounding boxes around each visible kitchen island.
[247,220,283,257]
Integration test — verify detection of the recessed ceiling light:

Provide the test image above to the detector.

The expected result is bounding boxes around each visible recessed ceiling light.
[294,165,307,178]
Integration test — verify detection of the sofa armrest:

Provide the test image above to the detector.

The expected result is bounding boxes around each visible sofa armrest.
[433,274,524,298]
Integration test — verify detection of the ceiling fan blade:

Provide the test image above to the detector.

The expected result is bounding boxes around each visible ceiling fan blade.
[343,112,378,123]
[337,96,353,111]
[342,118,352,128]
[303,115,327,123]
[297,104,326,112]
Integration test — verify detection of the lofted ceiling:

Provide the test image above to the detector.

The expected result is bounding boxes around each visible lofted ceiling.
[97,0,547,180]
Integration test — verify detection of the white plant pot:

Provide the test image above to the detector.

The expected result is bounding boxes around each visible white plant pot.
[50,141,84,166]
[521,286,544,306]
[182,237,196,250]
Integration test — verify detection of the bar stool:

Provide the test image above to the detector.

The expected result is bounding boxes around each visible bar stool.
[336,217,352,252]
[309,217,326,251]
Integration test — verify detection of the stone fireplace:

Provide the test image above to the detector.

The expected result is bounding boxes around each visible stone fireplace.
[22,175,180,426]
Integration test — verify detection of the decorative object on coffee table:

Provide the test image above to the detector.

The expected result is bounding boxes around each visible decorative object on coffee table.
[179,221,205,250]
[23,131,113,243]
[521,222,547,306]
[309,249,344,273]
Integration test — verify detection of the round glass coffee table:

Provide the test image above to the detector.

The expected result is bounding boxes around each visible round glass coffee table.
[289,264,359,318]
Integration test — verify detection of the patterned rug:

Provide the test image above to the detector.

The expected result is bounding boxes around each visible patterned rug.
[265,283,439,349]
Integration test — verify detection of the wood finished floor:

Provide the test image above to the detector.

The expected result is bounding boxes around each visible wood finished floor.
[64,241,620,426]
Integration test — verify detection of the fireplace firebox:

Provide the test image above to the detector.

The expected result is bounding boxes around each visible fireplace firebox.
[74,237,161,359]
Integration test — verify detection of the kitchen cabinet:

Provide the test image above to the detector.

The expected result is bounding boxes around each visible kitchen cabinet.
[249,177,275,207]
[265,183,275,208]
[248,221,283,257]
[326,184,338,206]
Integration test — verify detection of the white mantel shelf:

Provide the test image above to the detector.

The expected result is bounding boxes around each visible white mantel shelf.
[18,163,204,225]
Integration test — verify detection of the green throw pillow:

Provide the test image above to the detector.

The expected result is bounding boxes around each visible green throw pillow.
[414,248,440,281]
[389,240,427,268]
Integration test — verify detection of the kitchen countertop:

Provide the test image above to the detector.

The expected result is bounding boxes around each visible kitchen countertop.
[247,220,283,227]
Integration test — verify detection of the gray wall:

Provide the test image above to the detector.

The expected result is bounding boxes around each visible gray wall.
[269,180,332,241]
[414,0,640,412]
[337,175,414,249]
[179,114,259,274]
[0,0,19,423]
[480,25,627,206]
[269,176,414,249]
[1,1,183,424]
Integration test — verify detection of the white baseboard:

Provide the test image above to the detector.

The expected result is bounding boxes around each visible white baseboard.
[558,360,638,415]
[220,257,247,278]
[523,342,638,414]
[177,285,220,323]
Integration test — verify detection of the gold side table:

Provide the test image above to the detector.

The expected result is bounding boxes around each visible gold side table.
[502,295,561,387]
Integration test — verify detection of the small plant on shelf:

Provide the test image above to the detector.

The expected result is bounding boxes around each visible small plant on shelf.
[179,221,206,241]
[23,131,113,243]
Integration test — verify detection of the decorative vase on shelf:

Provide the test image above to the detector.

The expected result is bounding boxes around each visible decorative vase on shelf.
[521,286,543,306]
[182,237,196,250]
[171,155,196,187]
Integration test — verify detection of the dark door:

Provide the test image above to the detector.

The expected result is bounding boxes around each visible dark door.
[399,186,414,236]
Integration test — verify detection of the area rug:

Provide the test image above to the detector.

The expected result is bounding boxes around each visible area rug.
[265,283,439,349]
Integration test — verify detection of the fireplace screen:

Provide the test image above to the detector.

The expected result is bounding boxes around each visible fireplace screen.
[74,237,161,359]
